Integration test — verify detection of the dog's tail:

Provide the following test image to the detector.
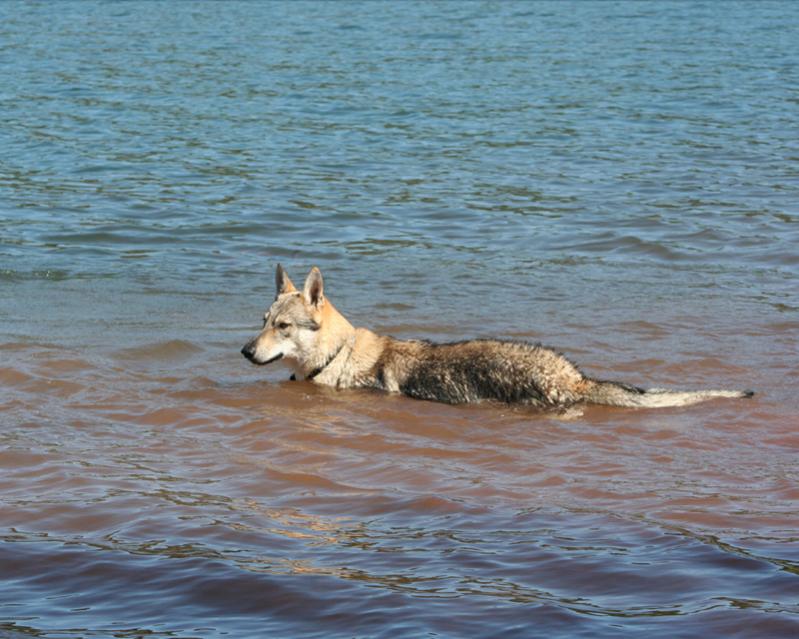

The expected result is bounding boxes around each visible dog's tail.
[585,380,754,408]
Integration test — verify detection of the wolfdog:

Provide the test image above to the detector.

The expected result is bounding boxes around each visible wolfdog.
[241,265,753,409]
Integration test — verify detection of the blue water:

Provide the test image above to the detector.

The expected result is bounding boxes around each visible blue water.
[1,2,798,638]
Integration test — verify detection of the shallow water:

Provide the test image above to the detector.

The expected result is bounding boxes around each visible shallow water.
[1,1,798,637]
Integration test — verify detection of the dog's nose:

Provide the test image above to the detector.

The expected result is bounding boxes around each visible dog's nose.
[241,342,256,361]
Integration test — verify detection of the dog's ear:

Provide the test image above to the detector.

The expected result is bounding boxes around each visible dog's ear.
[303,267,324,308]
[275,263,296,296]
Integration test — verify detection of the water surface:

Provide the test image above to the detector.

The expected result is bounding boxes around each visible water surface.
[1,1,798,637]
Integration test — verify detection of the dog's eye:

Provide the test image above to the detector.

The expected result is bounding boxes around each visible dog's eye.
[277,322,291,330]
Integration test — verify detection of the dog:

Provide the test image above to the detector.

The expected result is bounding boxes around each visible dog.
[241,265,753,409]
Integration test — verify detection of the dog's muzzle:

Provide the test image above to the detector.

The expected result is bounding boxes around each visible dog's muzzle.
[241,341,282,366]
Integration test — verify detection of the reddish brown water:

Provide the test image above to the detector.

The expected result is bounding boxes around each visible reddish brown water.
[2,318,797,637]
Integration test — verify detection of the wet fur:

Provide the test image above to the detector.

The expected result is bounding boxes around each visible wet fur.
[241,266,753,409]
[373,339,591,407]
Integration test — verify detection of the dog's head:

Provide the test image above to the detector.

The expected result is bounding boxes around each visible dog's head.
[241,264,326,369]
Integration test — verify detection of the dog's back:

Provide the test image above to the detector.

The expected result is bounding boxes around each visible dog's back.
[370,338,752,407]
[372,339,590,407]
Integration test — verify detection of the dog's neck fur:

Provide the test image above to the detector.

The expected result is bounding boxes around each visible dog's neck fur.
[295,299,357,381]
[309,326,388,388]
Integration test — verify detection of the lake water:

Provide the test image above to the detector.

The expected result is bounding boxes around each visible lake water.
[1,1,798,637]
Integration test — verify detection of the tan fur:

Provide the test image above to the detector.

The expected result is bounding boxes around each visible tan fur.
[241,266,753,409]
